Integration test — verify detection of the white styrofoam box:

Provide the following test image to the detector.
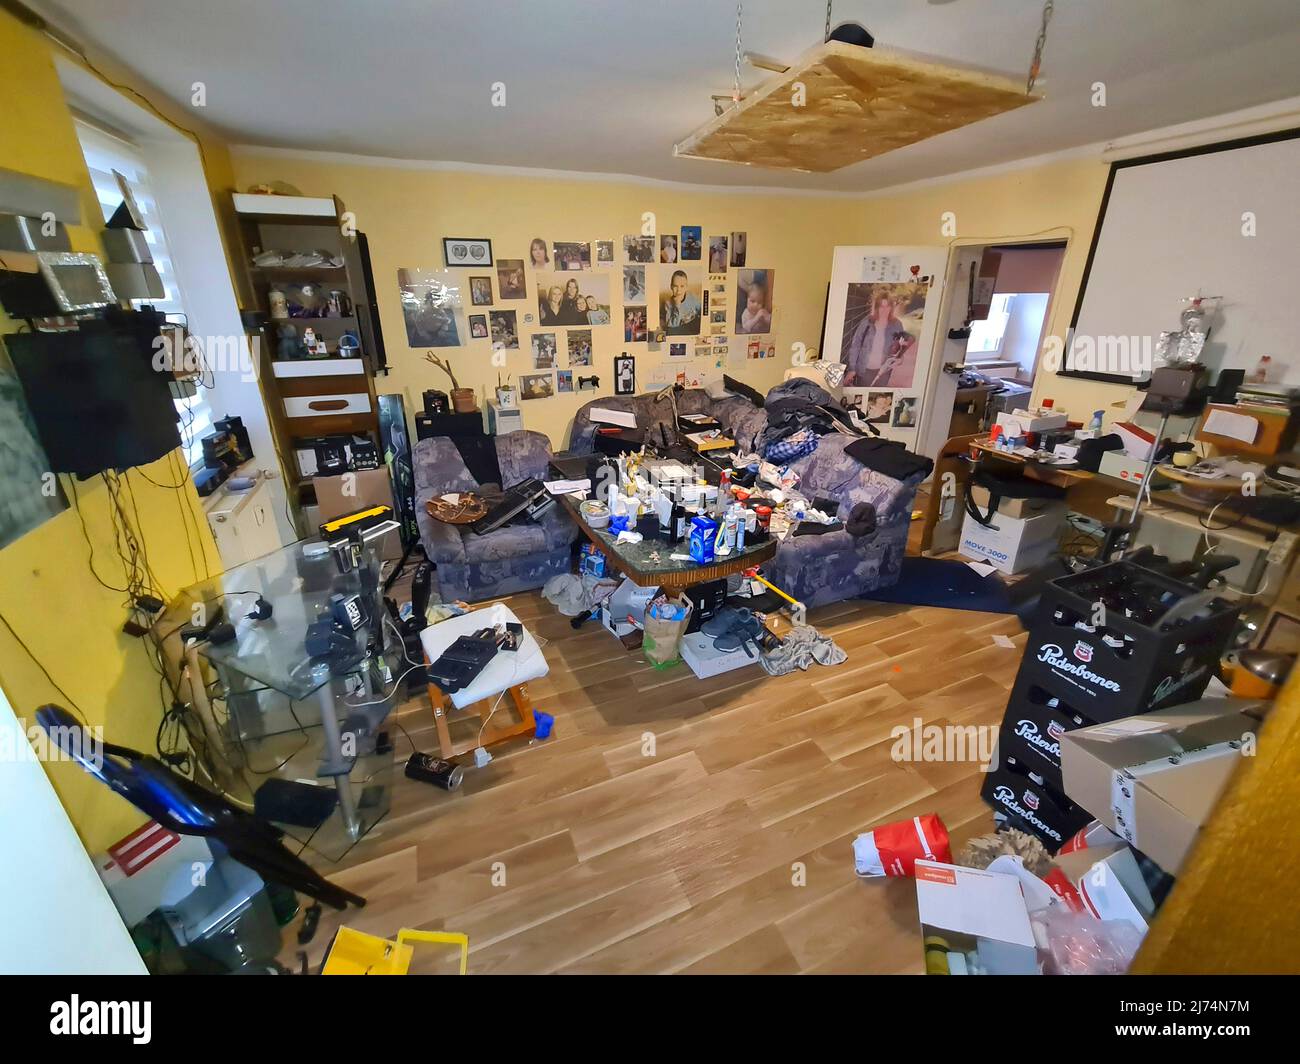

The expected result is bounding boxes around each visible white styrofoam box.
[680,631,761,679]
[996,409,1068,434]
[960,506,1065,575]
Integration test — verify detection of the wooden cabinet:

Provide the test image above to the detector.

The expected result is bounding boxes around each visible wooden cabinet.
[204,475,282,568]
[231,193,388,517]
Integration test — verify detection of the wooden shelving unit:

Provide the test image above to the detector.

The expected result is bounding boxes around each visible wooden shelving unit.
[231,193,388,515]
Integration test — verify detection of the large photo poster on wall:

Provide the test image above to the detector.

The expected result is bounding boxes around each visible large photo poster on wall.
[837,280,930,389]
[536,271,611,326]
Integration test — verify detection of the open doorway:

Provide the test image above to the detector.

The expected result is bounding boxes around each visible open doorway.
[943,240,1067,390]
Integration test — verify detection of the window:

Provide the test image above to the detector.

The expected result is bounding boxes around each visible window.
[72,118,212,464]
[966,292,1016,358]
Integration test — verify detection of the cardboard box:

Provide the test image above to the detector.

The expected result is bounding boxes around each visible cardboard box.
[680,631,761,679]
[600,577,658,640]
[969,483,1063,519]
[914,861,1038,975]
[1112,421,1155,459]
[313,467,395,522]
[1058,699,1262,874]
[1099,450,1169,487]
[959,505,1064,575]
[1052,844,1155,933]
[313,466,400,559]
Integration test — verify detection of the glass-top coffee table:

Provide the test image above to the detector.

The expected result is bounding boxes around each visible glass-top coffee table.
[172,538,401,861]
[557,494,776,588]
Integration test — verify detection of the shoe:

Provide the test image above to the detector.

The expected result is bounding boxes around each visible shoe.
[713,614,764,656]
[701,606,750,639]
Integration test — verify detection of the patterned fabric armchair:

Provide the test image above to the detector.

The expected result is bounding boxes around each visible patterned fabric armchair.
[414,430,578,603]
[569,390,924,608]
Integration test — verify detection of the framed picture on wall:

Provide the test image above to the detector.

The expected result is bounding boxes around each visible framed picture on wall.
[614,353,635,395]
[443,237,493,267]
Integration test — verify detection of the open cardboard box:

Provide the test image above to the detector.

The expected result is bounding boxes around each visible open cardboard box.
[1059,697,1263,874]
[914,860,1038,975]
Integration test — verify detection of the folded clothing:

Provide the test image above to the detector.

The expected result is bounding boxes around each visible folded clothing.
[844,437,934,481]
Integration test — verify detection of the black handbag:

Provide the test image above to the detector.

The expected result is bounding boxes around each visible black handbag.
[964,469,1066,527]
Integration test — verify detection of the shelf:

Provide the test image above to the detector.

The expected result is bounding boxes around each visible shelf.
[233,192,337,218]
[251,265,349,280]
[263,316,358,329]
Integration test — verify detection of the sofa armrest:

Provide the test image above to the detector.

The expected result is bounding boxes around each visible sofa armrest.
[416,504,467,566]
[793,435,921,529]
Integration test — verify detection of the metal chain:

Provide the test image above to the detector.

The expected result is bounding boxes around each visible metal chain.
[825,0,833,41]
[733,0,743,102]
[1027,0,1054,94]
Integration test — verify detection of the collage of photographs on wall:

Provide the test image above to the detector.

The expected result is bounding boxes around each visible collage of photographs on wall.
[395,223,779,407]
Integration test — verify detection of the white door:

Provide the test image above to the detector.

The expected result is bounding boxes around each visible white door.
[821,245,950,459]
[0,689,145,973]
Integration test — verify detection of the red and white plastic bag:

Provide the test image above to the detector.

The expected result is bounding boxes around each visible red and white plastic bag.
[853,814,952,878]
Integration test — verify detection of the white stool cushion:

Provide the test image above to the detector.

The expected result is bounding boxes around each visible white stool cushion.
[418,603,549,710]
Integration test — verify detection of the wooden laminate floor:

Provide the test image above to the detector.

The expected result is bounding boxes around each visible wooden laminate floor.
[284,593,1024,974]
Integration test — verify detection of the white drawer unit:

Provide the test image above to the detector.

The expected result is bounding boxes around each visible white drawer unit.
[204,475,283,568]
[282,392,372,420]
[271,358,366,379]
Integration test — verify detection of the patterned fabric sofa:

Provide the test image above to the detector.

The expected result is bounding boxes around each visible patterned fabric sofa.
[414,430,578,602]
[568,390,924,608]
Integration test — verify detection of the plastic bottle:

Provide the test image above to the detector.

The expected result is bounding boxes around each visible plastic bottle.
[1248,355,1272,384]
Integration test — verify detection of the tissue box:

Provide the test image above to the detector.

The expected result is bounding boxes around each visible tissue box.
[688,515,717,564]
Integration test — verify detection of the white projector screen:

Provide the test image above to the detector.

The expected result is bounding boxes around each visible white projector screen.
[1067,131,1300,385]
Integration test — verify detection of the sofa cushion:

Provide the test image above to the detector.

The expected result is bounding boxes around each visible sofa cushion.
[461,520,548,564]
[497,429,553,488]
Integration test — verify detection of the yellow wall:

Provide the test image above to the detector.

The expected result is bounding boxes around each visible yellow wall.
[231,150,1150,450]
[1133,671,1300,973]
[0,11,222,852]
[231,151,870,450]
[852,157,1137,418]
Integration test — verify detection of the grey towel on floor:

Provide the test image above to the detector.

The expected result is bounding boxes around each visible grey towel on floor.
[543,573,617,616]
[758,625,847,676]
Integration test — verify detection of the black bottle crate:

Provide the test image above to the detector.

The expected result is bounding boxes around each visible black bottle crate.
[980,746,1093,853]
[1016,560,1238,722]
[996,673,1097,790]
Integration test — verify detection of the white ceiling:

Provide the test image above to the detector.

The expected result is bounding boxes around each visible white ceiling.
[32,0,1300,192]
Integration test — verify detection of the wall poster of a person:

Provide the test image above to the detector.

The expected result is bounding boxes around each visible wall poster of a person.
[837,281,929,389]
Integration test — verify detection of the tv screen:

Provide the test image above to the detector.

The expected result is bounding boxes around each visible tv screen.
[4,315,181,478]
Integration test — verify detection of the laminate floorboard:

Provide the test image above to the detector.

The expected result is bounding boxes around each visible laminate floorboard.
[281,590,1016,974]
